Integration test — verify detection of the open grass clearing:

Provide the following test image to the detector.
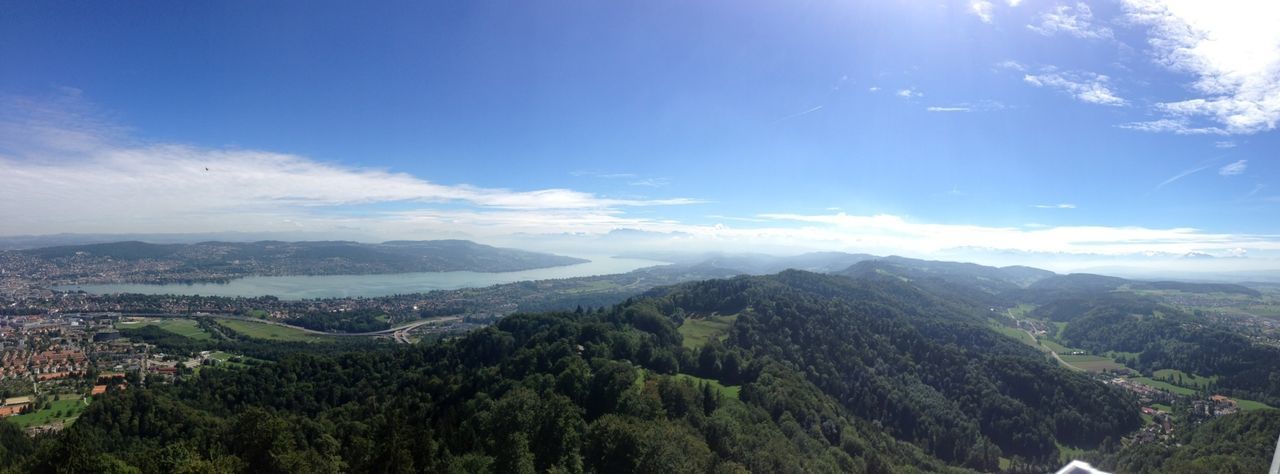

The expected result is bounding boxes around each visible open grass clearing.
[992,325,1040,349]
[216,319,331,342]
[1133,377,1197,396]
[1152,369,1217,390]
[6,395,89,428]
[1039,338,1086,355]
[672,373,742,400]
[1234,398,1274,411]
[1058,354,1127,372]
[678,313,738,349]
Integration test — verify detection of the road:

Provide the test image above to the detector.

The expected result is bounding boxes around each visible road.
[1024,328,1084,372]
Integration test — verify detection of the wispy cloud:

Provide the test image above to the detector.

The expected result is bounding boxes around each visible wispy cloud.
[995,60,1026,72]
[1219,160,1248,176]
[1117,118,1224,135]
[925,100,1006,113]
[1027,3,1113,39]
[628,177,671,187]
[1033,203,1077,209]
[1024,70,1126,106]
[1154,163,1211,190]
[1123,0,1280,134]
[0,94,700,235]
[774,105,824,123]
[1214,141,1237,148]
[867,86,880,92]
[897,88,923,98]
[970,0,995,23]
[571,171,637,179]
[754,211,1280,256]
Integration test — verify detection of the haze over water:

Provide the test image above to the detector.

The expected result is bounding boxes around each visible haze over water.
[58,256,664,300]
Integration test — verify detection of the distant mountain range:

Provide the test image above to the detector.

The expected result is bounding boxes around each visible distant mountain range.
[6,240,587,284]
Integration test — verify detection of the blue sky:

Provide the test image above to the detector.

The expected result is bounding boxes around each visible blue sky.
[1,1,1278,271]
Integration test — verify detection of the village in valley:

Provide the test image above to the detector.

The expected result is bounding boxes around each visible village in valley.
[1000,303,1274,452]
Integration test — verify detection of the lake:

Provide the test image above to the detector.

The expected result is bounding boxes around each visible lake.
[56,256,665,300]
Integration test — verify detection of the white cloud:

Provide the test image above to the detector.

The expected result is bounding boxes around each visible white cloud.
[1024,71,1127,106]
[1117,118,1224,134]
[1219,159,1248,176]
[996,60,1026,71]
[1214,141,1237,148]
[0,96,700,236]
[897,88,923,98]
[1028,3,1113,39]
[970,0,995,23]
[4,94,1278,270]
[1033,203,1077,209]
[1007,0,1023,6]
[754,211,1280,257]
[926,106,971,112]
[629,177,671,187]
[1123,0,1280,134]
[868,86,881,92]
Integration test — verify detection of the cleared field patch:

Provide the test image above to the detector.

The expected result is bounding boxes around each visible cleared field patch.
[1133,377,1197,396]
[1039,338,1086,355]
[678,314,738,349]
[672,373,741,400]
[216,319,330,342]
[136,318,214,341]
[1059,354,1126,372]
[1152,369,1217,390]
[1234,398,1274,411]
[992,325,1040,349]
[6,396,89,429]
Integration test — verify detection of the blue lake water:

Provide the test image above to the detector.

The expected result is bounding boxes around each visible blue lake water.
[57,256,664,300]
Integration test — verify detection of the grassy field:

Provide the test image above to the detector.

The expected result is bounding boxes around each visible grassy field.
[1055,441,1088,465]
[992,325,1040,348]
[216,319,330,342]
[6,396,89,428]
[678,314,738,349]
[1007,304,1035,319]
[145,318,214,341]
[1039,338,1085,354]
[1058,354,1127,372]
[1234,398,1274,411]
[1133,377,1197,396]
[672,373,741,400]
[1152,369,1217,389]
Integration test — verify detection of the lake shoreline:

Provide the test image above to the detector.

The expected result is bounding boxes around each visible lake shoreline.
[54,256,665,300]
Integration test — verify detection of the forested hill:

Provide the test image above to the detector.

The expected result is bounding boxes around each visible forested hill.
[651,271,1141,469]
[9,240,587,283]
[2,269,1148,473]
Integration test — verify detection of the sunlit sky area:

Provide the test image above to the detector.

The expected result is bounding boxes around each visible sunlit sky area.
[1,1,1278,273]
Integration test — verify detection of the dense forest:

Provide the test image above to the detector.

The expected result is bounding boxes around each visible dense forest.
[3,267,1278,473]
[284,309,392,333]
